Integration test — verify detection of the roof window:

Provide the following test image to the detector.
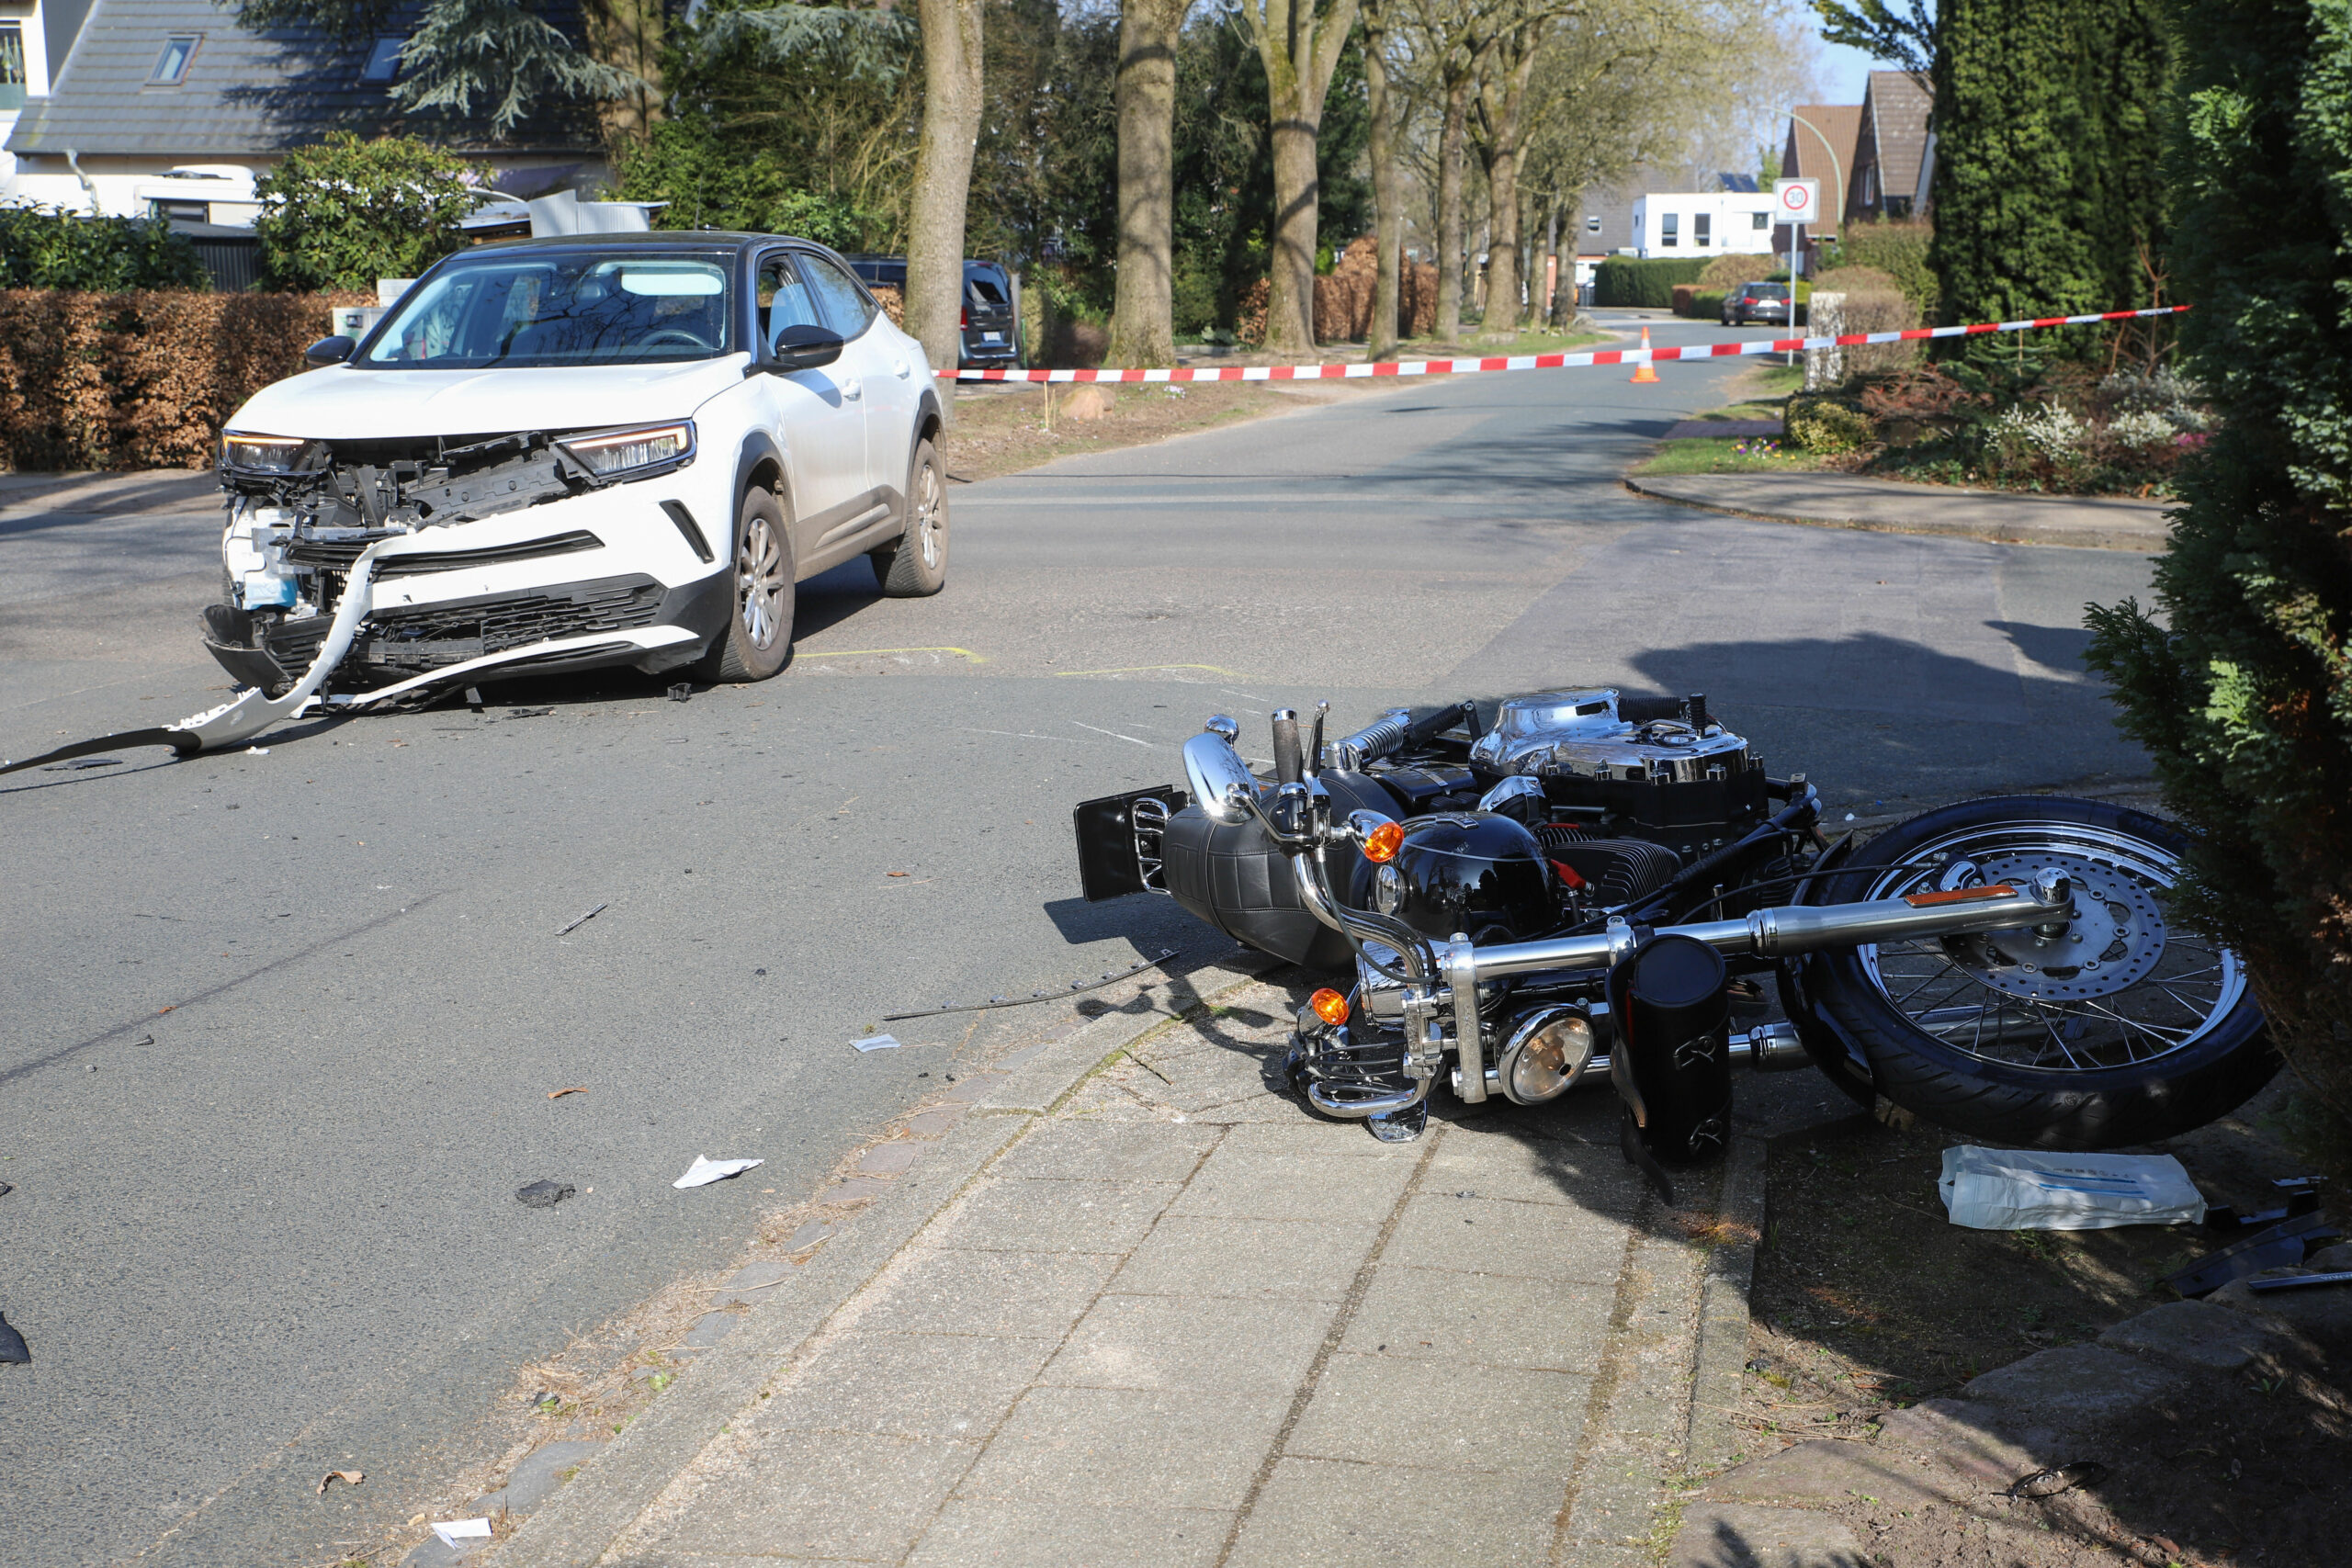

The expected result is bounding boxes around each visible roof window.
[361,37,405,84]
[151,35,200,85]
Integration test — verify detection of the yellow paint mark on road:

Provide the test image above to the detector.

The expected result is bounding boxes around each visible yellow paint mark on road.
[793,646,989,664]
[1052,663,1255,680]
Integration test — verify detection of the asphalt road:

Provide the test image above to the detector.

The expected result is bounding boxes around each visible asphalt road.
[0,314,2159,1566]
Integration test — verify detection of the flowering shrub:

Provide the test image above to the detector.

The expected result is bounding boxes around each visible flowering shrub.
[1992,402,2090,460]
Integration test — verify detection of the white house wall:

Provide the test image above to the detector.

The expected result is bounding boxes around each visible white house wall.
[1629,192,1780,260]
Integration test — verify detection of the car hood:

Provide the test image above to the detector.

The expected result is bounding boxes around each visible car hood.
[225,357,751,440]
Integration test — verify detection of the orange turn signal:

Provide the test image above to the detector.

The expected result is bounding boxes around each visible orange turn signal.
[1362,820,1406,863]
[1309,987,1351,1027]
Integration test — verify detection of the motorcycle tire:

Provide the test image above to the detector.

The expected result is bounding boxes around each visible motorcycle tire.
[1807,795,2276,1149]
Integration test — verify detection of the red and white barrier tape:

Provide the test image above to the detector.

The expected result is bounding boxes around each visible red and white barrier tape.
[950,305,2190,382]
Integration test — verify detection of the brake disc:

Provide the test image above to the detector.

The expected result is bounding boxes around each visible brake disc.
[1944,851,2167,1001]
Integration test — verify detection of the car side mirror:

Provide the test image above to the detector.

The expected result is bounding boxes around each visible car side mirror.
[764,323,844,373]
[304,335,356,367]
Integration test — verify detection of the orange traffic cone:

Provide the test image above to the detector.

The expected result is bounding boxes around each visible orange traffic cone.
[1630,324,1661,384]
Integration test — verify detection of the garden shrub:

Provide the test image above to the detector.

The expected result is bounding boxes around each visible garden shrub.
[2085,0,2352,1187]
[1698,252,1777,289]
[0,207,209,292]
[1784,396,1873,454]
[1591,256,1707,308]
[1690,289,1726,321]
[0,289,368,470]
[255,133,478,293]
[1833,220,1937,314]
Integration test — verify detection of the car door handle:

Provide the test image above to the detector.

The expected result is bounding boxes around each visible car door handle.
[841,378,863,401]
[891,358,911,379]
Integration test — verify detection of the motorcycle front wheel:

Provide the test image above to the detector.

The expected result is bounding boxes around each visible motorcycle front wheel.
[1808,795,2276,1149]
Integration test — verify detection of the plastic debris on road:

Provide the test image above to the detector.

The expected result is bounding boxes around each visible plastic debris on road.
[1939,1146,2207,1231]
[0,1310,28,1364]
[669,682,692,702]
[557,902,608,936]
[852,1033,902,1053]
[432,1518,493,1547]
[316,1469,363,1495]
[548,1086,588,1100]
[2008,1461,2108,1499]
[517,1179,576,1208]
[674,1156,764,1189]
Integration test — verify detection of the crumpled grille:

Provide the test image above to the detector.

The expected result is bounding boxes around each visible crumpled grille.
[262,574,665,683]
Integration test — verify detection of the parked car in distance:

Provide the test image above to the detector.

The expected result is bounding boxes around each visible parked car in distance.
[1723,281,1792,327]
[845,256,1022,368]
[207,232,948,703]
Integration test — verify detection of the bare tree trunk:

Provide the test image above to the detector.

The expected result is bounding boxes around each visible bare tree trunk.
[1363,1,1402,356]
[909,0,985,371]
[1239,0,1362,355]
[1472,20,1543,336]
[1106,0,1192,367]
[582,0,664,146]
[1435,73,1469,341]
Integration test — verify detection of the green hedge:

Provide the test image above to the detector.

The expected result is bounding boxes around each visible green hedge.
[1680,289,1729,320]
[1592,256,1709,308]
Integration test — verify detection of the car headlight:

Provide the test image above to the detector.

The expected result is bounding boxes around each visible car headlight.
[558,422,695,479]
[222,433,327,473]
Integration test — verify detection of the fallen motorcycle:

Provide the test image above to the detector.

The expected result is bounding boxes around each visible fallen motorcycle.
[1071,692,2274,1175]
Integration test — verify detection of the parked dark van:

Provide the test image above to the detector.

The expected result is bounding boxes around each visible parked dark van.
[845,256,1023,368]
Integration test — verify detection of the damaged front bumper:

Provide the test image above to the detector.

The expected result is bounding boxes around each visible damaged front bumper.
[192,429,733,747]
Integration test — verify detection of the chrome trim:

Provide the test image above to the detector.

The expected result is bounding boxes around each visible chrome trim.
[1442,936,1486,1102]
[1330,708,1410,771]
[1306,1074,1431,1121]
[1132,795,1172,894]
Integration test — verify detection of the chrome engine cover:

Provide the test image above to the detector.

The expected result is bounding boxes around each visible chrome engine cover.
[1470,689,1753,784]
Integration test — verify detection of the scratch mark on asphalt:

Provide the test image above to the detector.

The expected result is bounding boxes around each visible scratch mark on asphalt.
[1069,722,1157,749]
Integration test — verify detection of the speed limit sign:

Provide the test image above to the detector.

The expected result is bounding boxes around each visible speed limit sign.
[1774,178,1820,225]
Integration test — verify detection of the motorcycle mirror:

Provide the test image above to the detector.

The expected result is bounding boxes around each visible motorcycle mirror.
[1182,731,1260,826]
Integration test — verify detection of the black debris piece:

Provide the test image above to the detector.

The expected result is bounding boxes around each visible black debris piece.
[516,1180,576,1209]
[508,706,555,719]
[2204,1175,2324,1233]
[2008,1461,2108,1499]
[2165,1211,2344,1297]
[533,1391,561,1409]
[41,757,121,773]
[754,967,767,976]
[0,1311,27,1364]
[2249,1269,2352,1293]
[668,683,693,703]
[557,902,608,936]
[0,1182,11,1198]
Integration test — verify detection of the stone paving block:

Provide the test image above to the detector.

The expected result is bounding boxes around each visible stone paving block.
[1042,1292,1336,1397]
[751,1331,1056,1442]
[860,1141,926,1175]
[855,1246,1122,1339]
[711,1258,794,1307]
[1382,1192,1628,1283]
[669,1312,740,1357]
[943,1073,1006,1102]
[929,1177,1181,1254]
[1164,1144,1419,1224]
[901,1104,969,1137]
[2098,1299,2282,1371]
[496,1439,605,1515]
[1962,1344,2187,1426]
[1339,1265,1611,1372]
[992,1118,1221,1183]
[1418,1122,1643,1211]
[955,1385,1287,1511]
[1703,1438,1943,1509]
[1113,1214,1382,1302]
[1668,1503,1871,1568]
[1225,1456,1564,1567]
[1216,1120,1417,1158]
[1286,1351,1590,1477]
[907,1499,1231,1568]
[631,1431,975,1562]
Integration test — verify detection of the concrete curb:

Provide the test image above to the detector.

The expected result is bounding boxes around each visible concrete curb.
[492,950,1278,1568]
[1622,473,2167,553]
[1683,1133,1768,1477]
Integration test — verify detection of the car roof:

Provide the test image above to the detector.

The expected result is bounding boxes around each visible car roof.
[461,232,820,258]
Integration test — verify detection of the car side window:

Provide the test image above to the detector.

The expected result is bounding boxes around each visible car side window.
[756,254,823,354]
[798,252,877,337]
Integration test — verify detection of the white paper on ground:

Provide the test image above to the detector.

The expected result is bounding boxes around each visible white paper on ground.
[433,1518,493,1546]
[1939,1145,2207,1231]
[852,1033,901,1052]
[673,1155,764,1189]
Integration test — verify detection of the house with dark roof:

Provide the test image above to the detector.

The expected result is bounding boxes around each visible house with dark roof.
[3,0,603,227]
[0,2,96,190]
[1846,70,1932,223]
[1777,103,1862,238]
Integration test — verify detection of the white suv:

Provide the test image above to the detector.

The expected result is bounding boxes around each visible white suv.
[207,233,946,702]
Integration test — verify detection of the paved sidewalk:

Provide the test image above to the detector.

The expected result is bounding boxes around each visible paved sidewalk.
[1625,470,2170,551]
[491,971,1722,1568]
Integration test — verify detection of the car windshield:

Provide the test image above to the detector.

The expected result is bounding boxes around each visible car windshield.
[359,251,737,369]
[1747,284,1789,299]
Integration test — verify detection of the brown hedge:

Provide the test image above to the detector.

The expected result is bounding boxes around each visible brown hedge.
[0,289,370,472]
[1238,239,1441,347]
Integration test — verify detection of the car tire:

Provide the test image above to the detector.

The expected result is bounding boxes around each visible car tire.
[870,436,948,597]
[698,487,794,682]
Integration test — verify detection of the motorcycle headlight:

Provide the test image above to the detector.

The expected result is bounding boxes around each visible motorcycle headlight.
[222,433,326,473]
[1498,1008,1594,1106]
[559,422,695,479]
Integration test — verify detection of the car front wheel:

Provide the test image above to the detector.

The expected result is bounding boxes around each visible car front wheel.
[870,436,948,597]
[698,488,794,682]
